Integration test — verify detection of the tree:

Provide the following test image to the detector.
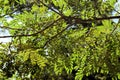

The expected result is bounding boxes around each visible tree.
[0,0,120,79]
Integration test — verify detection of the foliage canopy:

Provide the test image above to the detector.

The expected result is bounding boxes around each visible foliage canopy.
[0,0,120,80]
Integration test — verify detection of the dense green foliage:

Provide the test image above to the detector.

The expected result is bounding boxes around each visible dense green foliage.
[0,0,120,79]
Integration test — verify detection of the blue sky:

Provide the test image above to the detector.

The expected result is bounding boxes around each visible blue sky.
[112,0,120,23]
[0,17,12,43]
[0,29,11,43]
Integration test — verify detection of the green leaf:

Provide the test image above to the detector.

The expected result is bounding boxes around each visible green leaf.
[109,0,116,6]
[75,70,83,80]
[63,8,73,16]
[102,20,112,27]
[32,4,39,12]
[117,73,120,79]
[4,0,9,4]
[29,50,47,69]
[18,49,30,62]
[20,0,26,4]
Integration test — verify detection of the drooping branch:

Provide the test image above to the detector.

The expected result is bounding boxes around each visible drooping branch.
[0,17,62,38]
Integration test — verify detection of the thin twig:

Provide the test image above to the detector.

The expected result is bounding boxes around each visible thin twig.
[113,9,120,14]
[43,23,74,48]
[36,0,64,17]
[0,26,22,30]
[111,19,120,34]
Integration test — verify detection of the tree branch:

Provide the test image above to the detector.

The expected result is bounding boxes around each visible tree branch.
[0,17,62,38]
[69,16,120,24]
